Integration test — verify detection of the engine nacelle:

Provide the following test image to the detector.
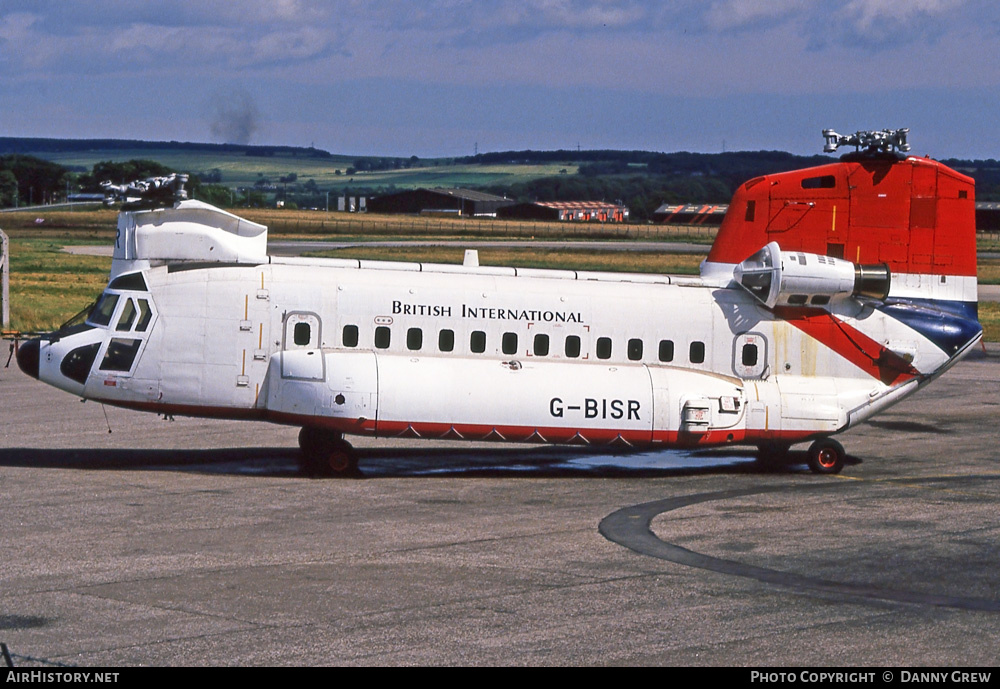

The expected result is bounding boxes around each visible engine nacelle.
[733,242,890,310]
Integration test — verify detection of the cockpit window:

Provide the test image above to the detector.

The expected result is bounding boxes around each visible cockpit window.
[54,301,97,338]
[99,338,142,372]
[61,343,100,384]
[108,272,148,291]
[88,293,120,327]
[116,299,137,331]
[136,299,152,331]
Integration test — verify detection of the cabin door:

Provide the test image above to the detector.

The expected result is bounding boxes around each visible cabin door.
[733,332,768,379]
[281,311,323,380]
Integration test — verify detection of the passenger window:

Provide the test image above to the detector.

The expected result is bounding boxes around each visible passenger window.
[439,329,455,352]
[533,333,549,357]
[742,343,758,367]
[375,326,391,349]
[690,341,705,364]
[99,338,142,372]
[627,338,643,361]
[565,335,581,358]
[293,322,311,346]
[135,299,152,331]
[502,332,518,355]
[407,327,423,351]
[596,337,612,360]
[88,293,120,327]
[343,325,359,347]
[470,331,486,353]
[658,339,674,362]
[116,299,137,331]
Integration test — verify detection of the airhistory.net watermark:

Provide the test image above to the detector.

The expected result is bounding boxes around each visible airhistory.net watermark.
[4,672,119,683]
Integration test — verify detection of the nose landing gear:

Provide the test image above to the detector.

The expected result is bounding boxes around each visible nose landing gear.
[298,427,360,477]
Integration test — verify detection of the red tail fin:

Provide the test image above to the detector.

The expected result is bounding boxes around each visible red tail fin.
[706,154,976,279]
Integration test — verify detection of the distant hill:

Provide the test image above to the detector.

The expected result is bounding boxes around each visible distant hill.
[0,137,334,159]
[5,138,1000,214]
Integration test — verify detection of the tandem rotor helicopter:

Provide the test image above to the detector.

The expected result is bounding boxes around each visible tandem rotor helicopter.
[13,129,982,475]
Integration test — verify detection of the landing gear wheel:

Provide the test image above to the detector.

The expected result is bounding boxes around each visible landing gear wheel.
[298,427,331,457]
[807,438,845,475]
[322,439,358,476]
[298,427,360,477]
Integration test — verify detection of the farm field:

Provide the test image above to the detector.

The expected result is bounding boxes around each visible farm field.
[0,207,715,241]
[27,147,578,191]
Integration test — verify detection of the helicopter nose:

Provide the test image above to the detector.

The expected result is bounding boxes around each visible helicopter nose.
[16,338,40,379]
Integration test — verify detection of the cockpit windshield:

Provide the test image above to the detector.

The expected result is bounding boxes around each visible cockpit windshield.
[87,293,120,327]
[52,299,98,338]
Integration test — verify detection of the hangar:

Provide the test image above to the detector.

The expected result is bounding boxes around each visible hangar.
[496,200,628,222]
[367,188,514,217]
[652,203,728,226]
[976,202,1000,231]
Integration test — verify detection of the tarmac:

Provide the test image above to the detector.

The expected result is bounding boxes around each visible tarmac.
[1,342,999,666]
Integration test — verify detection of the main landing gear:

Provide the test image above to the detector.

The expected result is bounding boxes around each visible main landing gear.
[754,442,791,471]
[806,438,846,475]
[756,438,847,475]
[298,427,360,477]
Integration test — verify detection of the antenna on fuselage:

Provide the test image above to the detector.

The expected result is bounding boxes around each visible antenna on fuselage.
[822,128,910,155]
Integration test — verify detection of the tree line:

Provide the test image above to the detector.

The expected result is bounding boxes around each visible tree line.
[4,148,1000,215]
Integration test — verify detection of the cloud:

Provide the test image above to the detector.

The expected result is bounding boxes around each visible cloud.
[0,2,343,79]
[809,0,980,53]
[2,0,999,157]
[703,0,805,32]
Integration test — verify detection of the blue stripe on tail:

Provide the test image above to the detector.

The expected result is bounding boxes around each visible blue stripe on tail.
[879,299,982,356]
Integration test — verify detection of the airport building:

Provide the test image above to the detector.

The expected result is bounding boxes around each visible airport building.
[496,200,628,222]
[975,202,1000,231]
[652,203,728,226]
[367,188,515,217]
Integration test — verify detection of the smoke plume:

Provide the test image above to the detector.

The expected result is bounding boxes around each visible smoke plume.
[208,89,262,145]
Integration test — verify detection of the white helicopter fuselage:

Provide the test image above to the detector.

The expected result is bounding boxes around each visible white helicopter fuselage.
[19,147,984,474]
[29,209,961,449]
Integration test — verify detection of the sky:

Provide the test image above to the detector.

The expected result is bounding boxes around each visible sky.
[1,0,999,160]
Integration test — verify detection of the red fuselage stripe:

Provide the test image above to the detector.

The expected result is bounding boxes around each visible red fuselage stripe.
[775,308,920,385]
[96,398,821,448]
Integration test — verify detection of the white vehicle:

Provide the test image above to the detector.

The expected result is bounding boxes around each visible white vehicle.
[16,130,982,475]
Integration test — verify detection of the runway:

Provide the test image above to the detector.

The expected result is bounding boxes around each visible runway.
[1,345,999,665]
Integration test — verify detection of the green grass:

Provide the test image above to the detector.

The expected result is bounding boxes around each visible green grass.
[240,209,713,242]
[976,255,1000,285]
[5,236,111,332]
[979,302,1000,342]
